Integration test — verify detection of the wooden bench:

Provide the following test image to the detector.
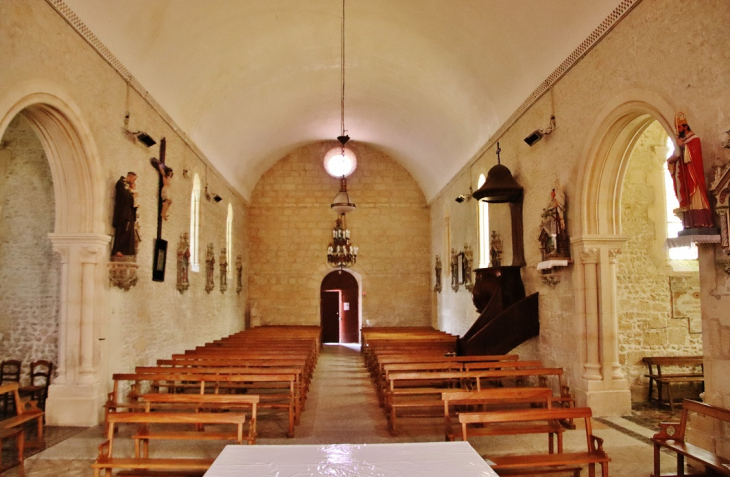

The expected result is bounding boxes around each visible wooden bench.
[461,407,608,477]
[92,411,246,477]
[643,356,704,411]
[385,367,566,435]
[140,393,259,444]
[441,387,555,442]
[0,382,44,449]
[136,365,305,422]
[651,399,730,477]
[0,426,24,465]
[107,372,297,437]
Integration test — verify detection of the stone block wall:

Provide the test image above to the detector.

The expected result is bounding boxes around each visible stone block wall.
[617,121,702,402]
[430,0,730,412]
[0,115,59,382]
[0,0,250,389]
[249,142,431,330]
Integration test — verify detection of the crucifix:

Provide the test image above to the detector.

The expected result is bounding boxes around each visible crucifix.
[150,137,172,281]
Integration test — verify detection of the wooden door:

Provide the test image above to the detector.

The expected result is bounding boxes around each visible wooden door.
[321,271,359,343]
[321,290,340,343]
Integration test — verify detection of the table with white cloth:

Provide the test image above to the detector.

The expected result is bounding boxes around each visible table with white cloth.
[204,441,498,477]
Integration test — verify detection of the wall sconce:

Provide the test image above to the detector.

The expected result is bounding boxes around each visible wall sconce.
[524,115,556,147]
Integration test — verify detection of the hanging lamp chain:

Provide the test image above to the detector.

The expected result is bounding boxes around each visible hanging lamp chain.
[341,0,346,140]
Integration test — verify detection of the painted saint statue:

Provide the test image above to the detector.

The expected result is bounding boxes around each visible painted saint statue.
[111,172,138,256]
[667,113,713,230]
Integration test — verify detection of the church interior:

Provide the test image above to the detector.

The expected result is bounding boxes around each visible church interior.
[1,0,730,475]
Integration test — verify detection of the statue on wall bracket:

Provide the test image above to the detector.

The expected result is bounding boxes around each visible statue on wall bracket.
[109,171,139,290]
[539,180,570,261]
[434,255,442,293]
[667,113,716,234]
[205,243,215,293]
[489,231,503,267]
[236,254,243,294]
[176,233,190,293]
[710,130,730,272]
[220,247,228,293]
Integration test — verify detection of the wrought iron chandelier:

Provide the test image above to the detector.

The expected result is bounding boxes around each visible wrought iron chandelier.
[327,214,358,268]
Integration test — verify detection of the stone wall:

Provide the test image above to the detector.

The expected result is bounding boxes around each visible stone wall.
[249,142,430,330]
[0,0,250,393]
[0,115,59,381]
[617,121,702,402]
[430,0,730,421]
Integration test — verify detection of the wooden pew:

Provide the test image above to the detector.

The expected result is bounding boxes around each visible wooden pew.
[92,411,247,477]
[135,365,305,423]
[107,372,297,437]
[461,407,609,477]
[385,368,567,435]
[139,393,259,445]
[643,356,704,411]
[651,399,730,477]
[441,387,555,442]
[0,382,44,450]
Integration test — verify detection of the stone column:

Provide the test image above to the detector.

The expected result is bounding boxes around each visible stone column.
[78,245,102,384]
[572,235,631,416]
[46,233,110,426]
[580,248,602,381]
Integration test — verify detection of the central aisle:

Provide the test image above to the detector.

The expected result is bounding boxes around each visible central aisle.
[258,343,443,444]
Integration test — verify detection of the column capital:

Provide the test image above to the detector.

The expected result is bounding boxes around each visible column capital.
[48,233,110,262]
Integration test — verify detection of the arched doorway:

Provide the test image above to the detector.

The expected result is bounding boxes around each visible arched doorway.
[320,270,359,343]
[0,93,107,425]
[573,96,689,415]
[0,114,59,386]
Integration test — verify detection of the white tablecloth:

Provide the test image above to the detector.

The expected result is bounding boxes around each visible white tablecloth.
[205,441,498,477]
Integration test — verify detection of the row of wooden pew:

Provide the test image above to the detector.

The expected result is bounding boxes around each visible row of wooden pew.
[361,326,610,476]
[93,325,321,476]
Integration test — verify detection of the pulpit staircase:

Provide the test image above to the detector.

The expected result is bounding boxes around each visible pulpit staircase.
[458,266,539,355]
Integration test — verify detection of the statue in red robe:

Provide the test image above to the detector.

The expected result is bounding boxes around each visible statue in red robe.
[667,113,714,230]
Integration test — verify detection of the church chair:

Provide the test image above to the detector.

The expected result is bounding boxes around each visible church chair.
[0,360,22,416]
[19,360,53,411]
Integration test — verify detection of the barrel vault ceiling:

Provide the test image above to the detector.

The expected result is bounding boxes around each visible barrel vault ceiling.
[62,0,627,202]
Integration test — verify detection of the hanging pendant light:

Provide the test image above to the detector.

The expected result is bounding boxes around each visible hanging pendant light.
[329,0,356,212]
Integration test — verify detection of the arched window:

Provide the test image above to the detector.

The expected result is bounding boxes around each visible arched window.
[226,203,233,277]
[477,174,489,267]
[190,173,201,272]
[663,136,697,261]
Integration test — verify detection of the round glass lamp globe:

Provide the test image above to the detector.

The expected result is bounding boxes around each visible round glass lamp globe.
[323,147,357,178]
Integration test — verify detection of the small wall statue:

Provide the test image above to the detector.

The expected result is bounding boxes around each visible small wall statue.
[205,243,215,293]
[111,171,139,257]
[489,231,503,267]
[434,255,442,293]
[667,112,714,232]
[176,233,190,293]
[108,171,139,290]
[236,254,243,294]
[220,247,228,293]
[539,180,570,261]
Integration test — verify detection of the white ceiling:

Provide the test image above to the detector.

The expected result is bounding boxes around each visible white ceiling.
[63,0,623,202]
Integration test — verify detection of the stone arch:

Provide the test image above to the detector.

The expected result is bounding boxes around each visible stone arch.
[0,92,105,234]
[571,91,678,415]
[0,90,108,425]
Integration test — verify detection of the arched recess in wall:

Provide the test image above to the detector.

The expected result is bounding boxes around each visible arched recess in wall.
[0,91,108,426]
[572,95,679,415]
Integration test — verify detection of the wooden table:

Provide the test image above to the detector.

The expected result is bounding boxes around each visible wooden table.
[205,442,498,476]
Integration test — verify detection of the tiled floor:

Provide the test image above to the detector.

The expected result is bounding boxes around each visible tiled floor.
[4,345,682,476]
